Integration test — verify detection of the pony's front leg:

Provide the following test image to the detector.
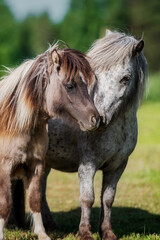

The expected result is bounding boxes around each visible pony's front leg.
[77,164,96,240]
[0,167,12,240]
[99,160,128,240]
[27,162,50,240]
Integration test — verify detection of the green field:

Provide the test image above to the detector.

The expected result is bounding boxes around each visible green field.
[5,74,160,239]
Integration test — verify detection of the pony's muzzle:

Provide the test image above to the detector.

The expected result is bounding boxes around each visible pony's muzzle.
[91,116,97,125]
[79,113,100,132]
[90,115,100,128]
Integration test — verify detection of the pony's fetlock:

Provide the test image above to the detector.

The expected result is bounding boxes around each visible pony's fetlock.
[38,232,51,240]
[76,231,94,240]
[0,218,5,240]
[102,230,118,240]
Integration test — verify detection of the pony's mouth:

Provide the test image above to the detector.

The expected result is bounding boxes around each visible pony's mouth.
[96,116,107,132]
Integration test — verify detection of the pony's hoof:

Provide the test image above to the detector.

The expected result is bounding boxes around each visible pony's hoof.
[102,230,118,240]
[76,231,94,240]
[38,232,51,240]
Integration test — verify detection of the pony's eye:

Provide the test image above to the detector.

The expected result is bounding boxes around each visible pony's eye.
[65,83,75,90]
[120,75,130,84]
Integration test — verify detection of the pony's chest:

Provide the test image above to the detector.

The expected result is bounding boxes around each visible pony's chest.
[0,134,30,164]
[47,121,79,172]
[100,120,138,169]
[80,118,138,170]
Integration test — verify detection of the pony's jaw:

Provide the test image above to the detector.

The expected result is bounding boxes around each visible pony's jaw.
[62,104,100,132]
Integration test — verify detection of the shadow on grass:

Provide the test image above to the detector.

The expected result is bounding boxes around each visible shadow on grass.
[7,206,160,239]
[49,206,160,238]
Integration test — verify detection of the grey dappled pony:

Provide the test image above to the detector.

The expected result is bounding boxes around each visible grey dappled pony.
[0,44,100,240]
[44,31,147,240]
[12,31,147,240]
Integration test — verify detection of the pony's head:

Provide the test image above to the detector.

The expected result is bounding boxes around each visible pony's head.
[0,44,100,135]
[88,30,148,125]
[44,46,100,131]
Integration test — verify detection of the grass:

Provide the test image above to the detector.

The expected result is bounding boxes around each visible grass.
[5,101,160,239]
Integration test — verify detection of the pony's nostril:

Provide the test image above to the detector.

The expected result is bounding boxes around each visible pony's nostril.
[91,116,97,126]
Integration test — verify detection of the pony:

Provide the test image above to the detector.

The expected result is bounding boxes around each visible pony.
[11,30,148,240]
[42,31,147,240]
[0,44,100,240]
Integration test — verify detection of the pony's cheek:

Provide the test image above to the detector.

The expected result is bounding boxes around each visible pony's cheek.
[44,84,62,118]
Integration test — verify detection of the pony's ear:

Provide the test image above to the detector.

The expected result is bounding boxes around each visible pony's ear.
[105,29,112,37]
[133,40,144,56]
[51,50,61,71]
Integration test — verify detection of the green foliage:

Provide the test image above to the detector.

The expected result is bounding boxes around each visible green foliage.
[57,0,102,52]
[101,0,160,72]
[143,73,160,102]
[19,13,57,59]
[0,0,57,70]
[0,0,159,73]
[0,0,20,66]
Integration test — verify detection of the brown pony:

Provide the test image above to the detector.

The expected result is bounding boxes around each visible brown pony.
[0,43,100,240]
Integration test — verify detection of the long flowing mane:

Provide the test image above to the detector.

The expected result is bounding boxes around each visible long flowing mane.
[0,43,93,136]
[87,31,148,103]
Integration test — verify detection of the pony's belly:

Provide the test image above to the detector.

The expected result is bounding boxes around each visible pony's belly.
[11,164,27,179]
[46,149,79,172]
[47,119,79,172]
[46,118,137,172]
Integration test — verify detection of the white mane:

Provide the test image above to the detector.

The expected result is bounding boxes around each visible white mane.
[87,31,148,104]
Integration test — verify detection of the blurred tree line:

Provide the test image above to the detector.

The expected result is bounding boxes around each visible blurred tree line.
[0,0,159,72]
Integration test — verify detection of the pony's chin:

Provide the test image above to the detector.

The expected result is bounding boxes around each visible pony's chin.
[79,121,98,132]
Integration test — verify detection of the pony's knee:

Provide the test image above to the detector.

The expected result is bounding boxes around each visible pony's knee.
[80,195,94,208]
[28,190,41,212]
[102,187,116,208]
[27,163,43,213]
[0,194,12,220]
[0,176,12,220]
